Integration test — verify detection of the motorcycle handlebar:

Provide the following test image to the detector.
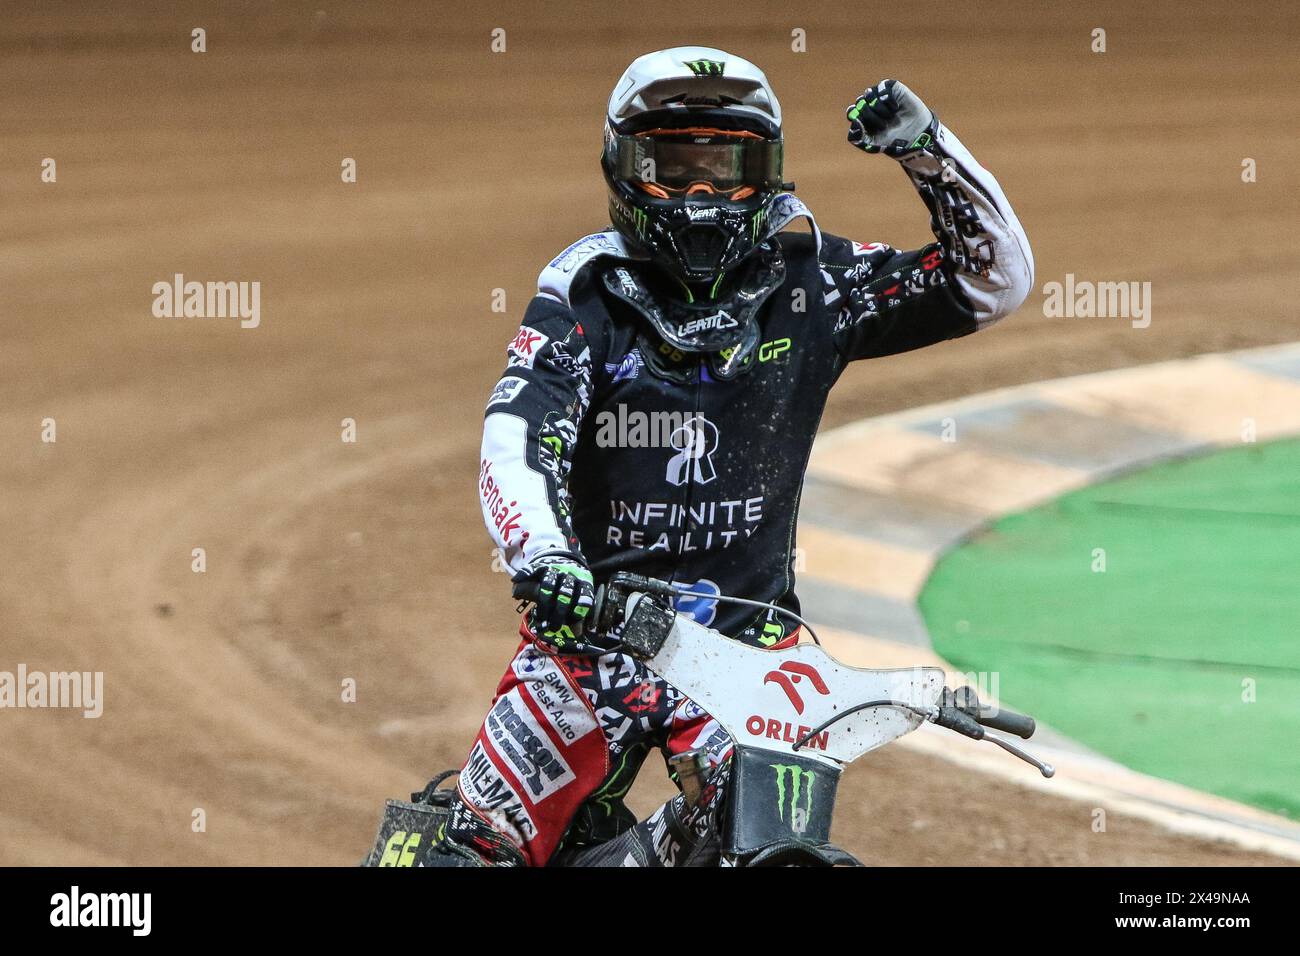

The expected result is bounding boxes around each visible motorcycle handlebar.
[512,579,609,639]
[514,581,1049,770]
[937,689,1053,776]
[934,705,984,740]
[516,583,1033,743]
[943,686,1038,741]
[978,708,1036,740]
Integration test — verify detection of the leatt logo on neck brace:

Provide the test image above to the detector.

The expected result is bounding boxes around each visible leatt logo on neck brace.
[676,310,738,337]
[601,252,784,359]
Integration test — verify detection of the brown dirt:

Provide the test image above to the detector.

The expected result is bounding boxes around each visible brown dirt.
[1,0,1296,865]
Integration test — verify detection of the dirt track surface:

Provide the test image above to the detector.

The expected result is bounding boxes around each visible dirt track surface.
[2,1,1296,865]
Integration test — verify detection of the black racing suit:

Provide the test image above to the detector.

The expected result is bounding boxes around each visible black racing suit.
[460,120,1034,865]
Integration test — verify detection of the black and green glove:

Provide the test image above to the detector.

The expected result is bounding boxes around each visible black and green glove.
[515,555,595,650]
[846,78,936,157]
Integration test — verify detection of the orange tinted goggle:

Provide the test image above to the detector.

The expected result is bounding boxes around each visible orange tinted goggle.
[608,127,782,195]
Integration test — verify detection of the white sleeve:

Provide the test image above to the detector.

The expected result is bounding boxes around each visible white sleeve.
[897,121,1035,328]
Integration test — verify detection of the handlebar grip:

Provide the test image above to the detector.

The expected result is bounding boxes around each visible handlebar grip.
[979,708,1036,740]
[934,706,985,740]
[511,580,608,642]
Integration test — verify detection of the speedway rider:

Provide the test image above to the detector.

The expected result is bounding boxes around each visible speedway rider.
[435,47,1033,866]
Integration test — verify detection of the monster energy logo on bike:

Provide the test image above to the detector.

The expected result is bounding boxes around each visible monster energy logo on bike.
[772,763,815,834]
[683,58,725,76]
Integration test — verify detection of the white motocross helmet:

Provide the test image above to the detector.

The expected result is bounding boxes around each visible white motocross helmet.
[602,47,786,295]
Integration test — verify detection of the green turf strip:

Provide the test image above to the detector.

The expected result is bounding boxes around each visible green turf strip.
[919,438,1300,818]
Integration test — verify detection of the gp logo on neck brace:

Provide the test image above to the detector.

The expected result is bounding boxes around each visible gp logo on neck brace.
[665,414,720,486]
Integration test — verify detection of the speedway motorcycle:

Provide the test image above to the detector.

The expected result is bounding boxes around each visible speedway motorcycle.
[364,572,1053,867]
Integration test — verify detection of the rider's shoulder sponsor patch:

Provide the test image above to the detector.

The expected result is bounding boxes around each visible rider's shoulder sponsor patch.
[487,375,528,409]
[507,326,549,369]
[851,240,889,257]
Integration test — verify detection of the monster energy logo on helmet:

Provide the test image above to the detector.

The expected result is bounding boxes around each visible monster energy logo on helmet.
[683,58,725,76]
[772,763,816,834]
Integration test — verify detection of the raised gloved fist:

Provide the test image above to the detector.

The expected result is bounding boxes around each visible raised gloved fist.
[846,79,935,157]
[515,555,595,650]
